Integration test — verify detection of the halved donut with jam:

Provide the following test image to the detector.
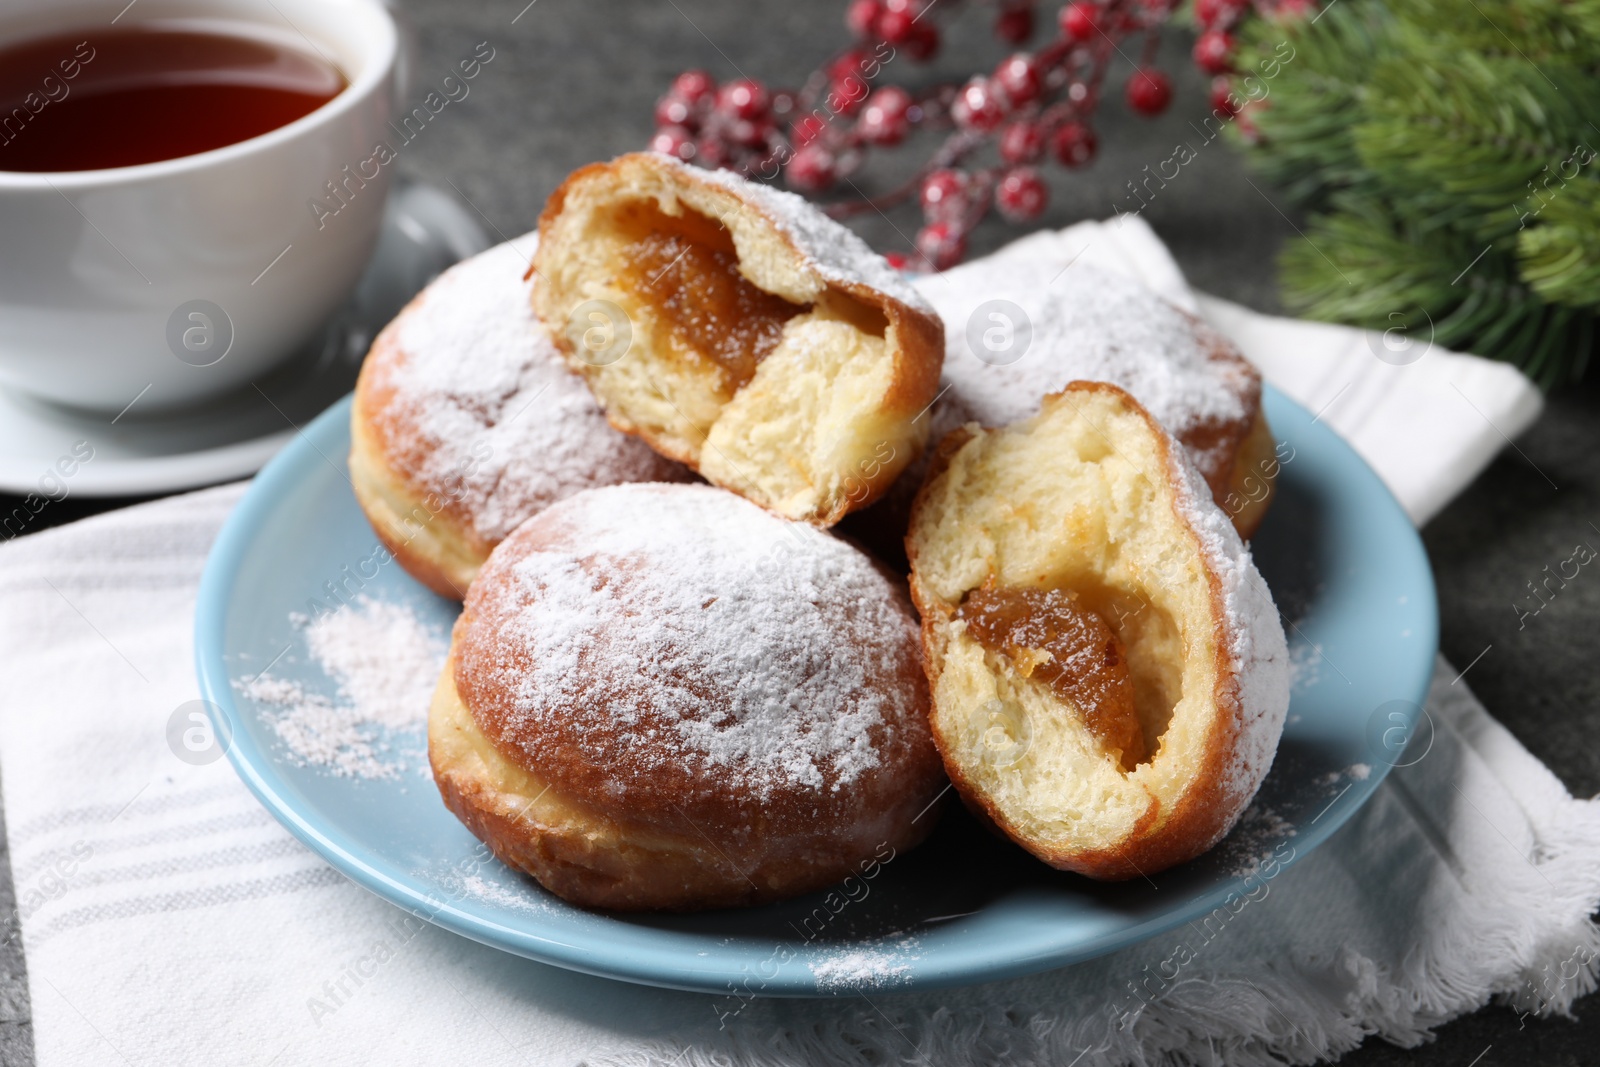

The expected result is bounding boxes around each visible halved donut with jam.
[531,152,943,526]
[906,382,1291,879]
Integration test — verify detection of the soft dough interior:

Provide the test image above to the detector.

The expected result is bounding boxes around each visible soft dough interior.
[540,182,924,521]
[913,389,1223,856]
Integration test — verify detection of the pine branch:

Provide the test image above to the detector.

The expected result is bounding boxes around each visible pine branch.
[1568,0,1600,46]
[1518,177,1600,310]
[1279,195,1595,385]
[1230,2,1392,208]
[1398,0,1600,68]
[1233,0,1600,385]
[1354,50,1600,244]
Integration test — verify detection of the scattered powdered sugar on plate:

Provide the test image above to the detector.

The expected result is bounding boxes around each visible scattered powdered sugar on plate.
[457,873,557,916]
[808,932,922,991]
[1313,763,1372,789]
[235,598,448,779]
[1218,803,1298,880]
[1288,634,1325,691]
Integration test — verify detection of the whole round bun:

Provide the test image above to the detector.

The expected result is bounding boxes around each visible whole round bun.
[531,152,944,526]
[907,258,1276,540]
[906,382,1290,879]
[350,234,689,598]
[430,482,947,911]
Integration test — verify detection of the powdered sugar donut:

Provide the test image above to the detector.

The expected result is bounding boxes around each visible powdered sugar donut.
[907,382,1290,879]
[350,234,690,599]
[531,153,944,526]
[429,482,947,911]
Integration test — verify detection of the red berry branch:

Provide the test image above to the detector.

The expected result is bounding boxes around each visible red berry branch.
[648,0,1313,270]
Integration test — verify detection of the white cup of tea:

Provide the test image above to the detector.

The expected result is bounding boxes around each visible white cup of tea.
[0,0,398,414]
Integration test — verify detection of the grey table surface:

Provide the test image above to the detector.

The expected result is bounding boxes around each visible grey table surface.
[1,1,1597,1063]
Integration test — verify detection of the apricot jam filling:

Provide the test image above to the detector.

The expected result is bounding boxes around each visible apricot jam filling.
[956,585,1147,769]
[613,205,802,395]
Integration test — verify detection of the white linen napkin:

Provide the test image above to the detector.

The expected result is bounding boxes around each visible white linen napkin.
[2,221,1593,1067]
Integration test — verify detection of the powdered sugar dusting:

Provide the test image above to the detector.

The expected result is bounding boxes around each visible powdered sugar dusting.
[1159,429,1291,807]
[471,484,924,801]
[458,873,556,915]
[808,932,922,990]
[1288,635,1324,691]
[1218,803,1297,879]
[913,258,1256,478]
[661,153,934,314]
[235,598,448,779]
[375,233,685,542]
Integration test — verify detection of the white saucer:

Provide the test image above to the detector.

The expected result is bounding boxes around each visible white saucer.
[0,183,491,497]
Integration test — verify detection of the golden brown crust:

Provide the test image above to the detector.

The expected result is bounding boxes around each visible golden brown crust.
[350,365,481,599]
[1168,311,1275,540]
[906,381,1284,880]
[1171,310,1262,488]
[1217,406,1277,541]
[352,307,500,568]
[532,153,944,527]
[430,661,921,911]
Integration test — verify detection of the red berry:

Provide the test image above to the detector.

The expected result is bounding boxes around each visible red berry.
[654,93,693,129]
[696,135,730,168]
[920,168,970,222]
[1000,119,1045,164]
[650,125,695,161]
[846,0,883,36]
[791,114,829,147]
[1194,0,1244,28]
[1059,2,1100,42]
[828,49,870,82]
[997,167,1048,221]
[878,8,917,43]
[1050,121,1097,166]
[728,117,772,147]
[1271,0,1318,19]
[717,78,770,120]
[994,53,1042,106]
[1193,30,1235,75]
[859,86,913,145]
[885,250,913,271]
[902,21,941,60]
[951,77,1008,131]
[671,70,716,107]
[786,144,838,192]
[994,4,1035,43]
[831,75,870,117]
[1125,68,1172,115]
[1234,111,1261,144]
[1209,75,1239,117]
[916,221,966,271]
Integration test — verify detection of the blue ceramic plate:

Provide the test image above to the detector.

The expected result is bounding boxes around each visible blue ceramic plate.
[195,384,1437,996]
